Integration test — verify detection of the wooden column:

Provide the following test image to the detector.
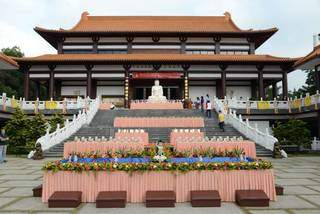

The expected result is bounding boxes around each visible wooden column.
[182,64,190,100]
[86,65,93,98]
[214,36,221,54]
[257,65,265,99]
[219,65,227,99]
[247,38,255,55]
[48,65,56,99]
[23,68,30,99]
[315,65,320,92]
[282,70,288,100]
[92,37,99,53]
[57,37,65,54]
[123,65,131,108]
[179,36,187,54]
[126,36,134,54]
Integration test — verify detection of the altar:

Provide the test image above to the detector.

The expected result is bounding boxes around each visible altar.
[130,80,184,109]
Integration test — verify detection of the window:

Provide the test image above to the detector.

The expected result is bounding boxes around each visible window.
[98,50,128,54]
[63,49,93,54]
[186,50,215,55]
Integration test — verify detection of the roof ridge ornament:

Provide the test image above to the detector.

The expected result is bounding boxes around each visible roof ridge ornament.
[224,12,231,19]
[81,11,89,20]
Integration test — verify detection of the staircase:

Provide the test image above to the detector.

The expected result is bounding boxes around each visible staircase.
[44,109,272,158]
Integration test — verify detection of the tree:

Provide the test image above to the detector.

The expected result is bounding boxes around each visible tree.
[1,46,24,57]
[272,119,311,147]
[4,108,31,154]
[0,46,24,98]
[28,112,47,149]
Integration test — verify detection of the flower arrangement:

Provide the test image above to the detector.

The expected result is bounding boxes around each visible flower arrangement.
[42,160,272,173]
[67,146,245,159]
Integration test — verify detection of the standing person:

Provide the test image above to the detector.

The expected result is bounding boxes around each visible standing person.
[205,94,210,103]
[195,97,200,109]
[200,96,204,112]
[206,101,212,118]
[0,128,8,163]
[218,110,225,132]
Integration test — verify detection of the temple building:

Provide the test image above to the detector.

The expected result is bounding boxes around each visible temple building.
[15,12,297,107]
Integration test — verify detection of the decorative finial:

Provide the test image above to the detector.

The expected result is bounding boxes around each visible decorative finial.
[81,11,89,20]
[224,11,231,19]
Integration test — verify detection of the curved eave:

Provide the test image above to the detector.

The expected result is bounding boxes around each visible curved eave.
[294,46,320,69]
[0,54,19,70]
[34,27,278,50]
[15,54,297,70]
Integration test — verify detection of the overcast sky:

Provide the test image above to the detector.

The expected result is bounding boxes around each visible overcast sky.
[0,0,319,90]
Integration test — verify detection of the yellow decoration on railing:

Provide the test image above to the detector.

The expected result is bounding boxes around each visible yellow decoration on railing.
[257,101,270,110]
[11,99,19,108]
[45,101,58,109]
[292,99,301,109]
[304,96,312,107]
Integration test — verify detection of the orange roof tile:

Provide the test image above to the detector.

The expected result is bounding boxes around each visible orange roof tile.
[15,54,297,64]
[294,45,320,68]
[0,53,19,68]
[35,11,277,34]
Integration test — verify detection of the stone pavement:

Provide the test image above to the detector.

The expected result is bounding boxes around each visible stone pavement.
[0,156,320,214]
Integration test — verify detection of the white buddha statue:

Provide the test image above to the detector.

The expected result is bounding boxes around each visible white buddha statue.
[148,80,167,103]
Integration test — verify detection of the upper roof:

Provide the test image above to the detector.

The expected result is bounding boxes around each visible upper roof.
[14,53,297,66]
[36,11,276,33]
[34,12,278,49]
[294,45,320,69]
[0,53,19,70]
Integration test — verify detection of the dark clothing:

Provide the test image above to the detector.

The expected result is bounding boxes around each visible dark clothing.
[206,109,211,118]
[219,122,225,132]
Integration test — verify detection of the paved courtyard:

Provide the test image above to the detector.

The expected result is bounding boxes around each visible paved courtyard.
[0,156,319,214]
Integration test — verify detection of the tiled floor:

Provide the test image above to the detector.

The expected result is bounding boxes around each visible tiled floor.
[0,156,320,214]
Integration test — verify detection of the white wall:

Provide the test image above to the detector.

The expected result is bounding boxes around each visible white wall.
[61,86,86,97]
[226,86,251,99]
[96,86,124,98]
[189,86,216,101]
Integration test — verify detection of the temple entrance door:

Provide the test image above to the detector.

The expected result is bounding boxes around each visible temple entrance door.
[133,87,178,99]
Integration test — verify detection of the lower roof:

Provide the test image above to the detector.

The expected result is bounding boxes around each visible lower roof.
[0,53,19,70]
[15,54,297,66]
[294,45,320,69]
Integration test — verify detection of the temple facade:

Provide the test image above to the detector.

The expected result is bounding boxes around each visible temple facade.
[15,12,297,107]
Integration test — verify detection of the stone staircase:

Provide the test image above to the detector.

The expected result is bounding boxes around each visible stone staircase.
[44,109,272,158]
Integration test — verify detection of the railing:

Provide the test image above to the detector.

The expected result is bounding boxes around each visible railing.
[312,137,320,151]
[35,97,100,151]
[213,96,277,151]
[224,91,320,113]
[0,93,91,113]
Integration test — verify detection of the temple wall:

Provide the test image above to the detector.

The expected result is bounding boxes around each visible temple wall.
[61,86,86,97]
[226,86,251,99]
[189,86,216,101]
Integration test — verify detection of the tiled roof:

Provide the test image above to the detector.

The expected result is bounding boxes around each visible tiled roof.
[35,12,277,34]
[0,53,19,68]
[294,45,320,68]
[15,54,297,64]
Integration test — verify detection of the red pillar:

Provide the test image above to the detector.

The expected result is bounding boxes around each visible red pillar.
[282,71,288,100]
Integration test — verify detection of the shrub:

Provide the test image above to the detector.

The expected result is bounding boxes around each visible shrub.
[272,119,311,147]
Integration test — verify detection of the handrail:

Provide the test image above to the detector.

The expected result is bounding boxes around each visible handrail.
[213,96,277,151]
[0,93,92,112]
[35,97,100,152]
[224,91,320,112]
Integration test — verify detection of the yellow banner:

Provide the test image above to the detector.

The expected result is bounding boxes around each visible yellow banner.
[11,99,19,108]
[304,96,312,107]
[45,101,58,109]
[257,101,270,110]
[292,99,301,109]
